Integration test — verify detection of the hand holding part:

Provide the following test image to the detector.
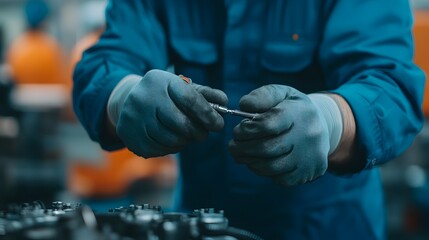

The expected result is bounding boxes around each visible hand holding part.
[178,75,258,119]
[107,70,227,158]
[228,85,343,186]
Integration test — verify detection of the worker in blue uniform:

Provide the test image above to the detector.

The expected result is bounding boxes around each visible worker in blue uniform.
[73,0,425,239]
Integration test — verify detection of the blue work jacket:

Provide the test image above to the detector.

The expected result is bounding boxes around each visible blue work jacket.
[73,0,425,239]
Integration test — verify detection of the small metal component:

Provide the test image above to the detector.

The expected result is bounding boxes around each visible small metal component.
[209,103,258,119]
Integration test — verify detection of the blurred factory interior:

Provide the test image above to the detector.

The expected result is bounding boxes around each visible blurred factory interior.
[0,0,428,239]
[0,0,177,212]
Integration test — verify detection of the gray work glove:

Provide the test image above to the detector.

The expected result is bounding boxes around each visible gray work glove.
[228,85,343,186]
[107,69,227,158]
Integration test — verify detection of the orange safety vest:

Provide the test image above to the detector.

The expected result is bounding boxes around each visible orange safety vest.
[7,30,69,87]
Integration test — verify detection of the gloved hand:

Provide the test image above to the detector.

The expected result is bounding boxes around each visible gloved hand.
[107,69,227,158]
[228,85,343,186]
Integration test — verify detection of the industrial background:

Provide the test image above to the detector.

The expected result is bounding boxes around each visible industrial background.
[0,0,428,239]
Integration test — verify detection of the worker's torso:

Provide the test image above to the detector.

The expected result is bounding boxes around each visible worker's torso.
[152,1,385,239]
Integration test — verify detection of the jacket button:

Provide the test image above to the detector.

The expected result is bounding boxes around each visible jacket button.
[292,33,299,41]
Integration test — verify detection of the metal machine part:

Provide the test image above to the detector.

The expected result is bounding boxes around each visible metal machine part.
[0,201,264,240]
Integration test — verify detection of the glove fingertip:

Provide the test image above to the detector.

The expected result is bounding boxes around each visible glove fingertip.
[216,90,228,106]
[239,95,259,112]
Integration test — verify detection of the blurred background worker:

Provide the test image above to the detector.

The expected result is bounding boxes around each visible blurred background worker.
[4,0,69,160]
[73,0,425,239]
[6,0,68,87]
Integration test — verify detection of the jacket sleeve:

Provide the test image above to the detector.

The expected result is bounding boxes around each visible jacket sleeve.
[320,0,426,169]
[72,0,168,150]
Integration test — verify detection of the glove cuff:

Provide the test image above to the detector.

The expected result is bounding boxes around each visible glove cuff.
[107,74,142,126]
[308,93,343,155]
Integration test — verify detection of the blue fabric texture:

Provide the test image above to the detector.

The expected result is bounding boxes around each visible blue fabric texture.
[73,0,425,239]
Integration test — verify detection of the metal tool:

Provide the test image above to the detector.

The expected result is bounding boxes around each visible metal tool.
[178,74,258,119]
[209,103,258,119]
